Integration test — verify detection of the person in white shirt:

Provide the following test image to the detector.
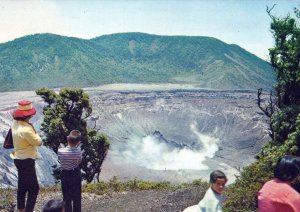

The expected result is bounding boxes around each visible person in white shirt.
[183,170,227,212]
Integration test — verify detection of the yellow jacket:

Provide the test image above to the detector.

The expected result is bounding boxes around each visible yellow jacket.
[12,120,42,159]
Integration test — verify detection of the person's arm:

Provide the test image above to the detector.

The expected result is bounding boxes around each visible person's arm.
[22,126,42,146]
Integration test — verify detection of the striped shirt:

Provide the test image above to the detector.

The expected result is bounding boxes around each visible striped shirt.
[58,146,82,170]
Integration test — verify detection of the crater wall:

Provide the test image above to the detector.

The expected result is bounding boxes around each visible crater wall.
[87,87,269,183]
[0,85,269,186]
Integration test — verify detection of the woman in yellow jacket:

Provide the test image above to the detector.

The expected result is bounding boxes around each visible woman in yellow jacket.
[12,100,42,212]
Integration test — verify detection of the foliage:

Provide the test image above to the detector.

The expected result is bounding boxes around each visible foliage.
[36,87,109,183]
[83,176,175,195]
[271,105,300,143]
[224,137,300,211]
[0,33,274,91]
[224,6,300,211]
[223,158,273,212]
[190,179,210,187]
[269,12,300,108]
[83,176,208,195]
[224,134,300,211]
[82,130,109,182]
[266,5,300,150]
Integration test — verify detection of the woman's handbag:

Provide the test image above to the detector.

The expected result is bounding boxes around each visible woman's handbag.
[3,129,14,149]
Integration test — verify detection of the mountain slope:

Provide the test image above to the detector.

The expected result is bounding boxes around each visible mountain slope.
[0,34,115,91]
[0,33,275,91]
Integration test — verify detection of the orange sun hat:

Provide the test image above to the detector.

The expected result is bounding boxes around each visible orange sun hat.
[13,100,37,118]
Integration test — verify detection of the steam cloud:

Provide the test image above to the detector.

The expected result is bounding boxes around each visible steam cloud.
[112,122,219,170]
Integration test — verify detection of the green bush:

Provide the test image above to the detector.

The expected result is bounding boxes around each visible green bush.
[190,179,210,187]
[83,176,177,195]
[223,158,273,212]
[83,176,208,195]
[271,105,300,143]
[223,131,300,211]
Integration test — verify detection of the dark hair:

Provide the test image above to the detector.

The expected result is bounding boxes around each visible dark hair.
[67,130,81,144]
[274,155,300,181]
[209,170,227,183]
[42,199,65,212]
[13,115,31,121]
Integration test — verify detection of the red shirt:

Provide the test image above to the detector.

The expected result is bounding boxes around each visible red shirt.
[258,179,300,212]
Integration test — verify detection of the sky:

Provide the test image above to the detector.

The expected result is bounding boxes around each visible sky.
[0,0,299,60]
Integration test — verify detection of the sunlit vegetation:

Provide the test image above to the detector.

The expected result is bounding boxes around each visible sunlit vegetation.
[223,6,300,211]
[0,33,274,91]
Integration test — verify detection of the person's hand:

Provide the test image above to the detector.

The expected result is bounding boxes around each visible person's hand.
[9,151,16,159]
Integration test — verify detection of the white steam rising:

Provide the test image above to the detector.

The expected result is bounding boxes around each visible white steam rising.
[114,122,219,170]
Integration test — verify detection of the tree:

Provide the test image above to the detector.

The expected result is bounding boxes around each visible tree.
[266,5,300,147]
[258,6,300,145]
[224,6,300,211]
[36,87,109,183]
[268,7,300,107]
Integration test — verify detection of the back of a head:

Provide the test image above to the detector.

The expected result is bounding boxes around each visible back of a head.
[42,199,65,212]
[67,130,81,145]
[274,155,300,182]
[209,170,227,183]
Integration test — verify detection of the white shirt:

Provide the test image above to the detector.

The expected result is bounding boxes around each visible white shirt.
[198,187,224,212]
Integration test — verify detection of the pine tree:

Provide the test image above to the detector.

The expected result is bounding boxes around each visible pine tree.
[36,87,109,183]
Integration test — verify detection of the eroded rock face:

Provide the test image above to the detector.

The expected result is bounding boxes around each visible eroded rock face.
[87,87,269,183]
[0,85,269,187]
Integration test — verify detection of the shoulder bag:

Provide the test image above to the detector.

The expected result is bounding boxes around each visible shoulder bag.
[3,128,14,149]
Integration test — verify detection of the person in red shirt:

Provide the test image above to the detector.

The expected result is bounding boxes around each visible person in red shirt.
[258,155,300,212]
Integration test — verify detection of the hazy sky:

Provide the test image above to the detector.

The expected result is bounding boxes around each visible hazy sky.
[0,0,299,60]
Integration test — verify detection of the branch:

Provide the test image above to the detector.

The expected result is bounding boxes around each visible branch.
[266,4,276,18]
[257,88,271,117]
[257,88,278,140]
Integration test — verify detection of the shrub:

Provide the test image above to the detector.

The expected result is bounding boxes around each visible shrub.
[223,158,273,212]
[82,176,208,195]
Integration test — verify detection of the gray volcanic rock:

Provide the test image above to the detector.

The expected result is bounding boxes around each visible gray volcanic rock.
[87,84,269,183]
[0,84,269,187]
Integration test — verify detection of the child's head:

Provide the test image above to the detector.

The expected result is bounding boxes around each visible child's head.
[42,199,65,212]
[67,130,81,146]
[209,170,227,194]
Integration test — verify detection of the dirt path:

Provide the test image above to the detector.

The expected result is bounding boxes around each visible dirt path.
[30,186,206,212]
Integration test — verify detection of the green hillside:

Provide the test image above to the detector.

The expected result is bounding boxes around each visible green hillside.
[0,32,275,91]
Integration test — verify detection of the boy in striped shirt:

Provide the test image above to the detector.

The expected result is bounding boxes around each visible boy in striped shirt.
[58,130,82,212]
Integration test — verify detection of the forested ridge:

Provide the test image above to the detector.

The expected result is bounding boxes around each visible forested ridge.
[0,33,274,91]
